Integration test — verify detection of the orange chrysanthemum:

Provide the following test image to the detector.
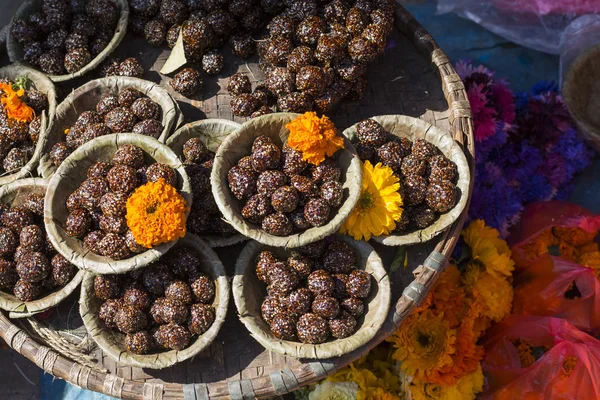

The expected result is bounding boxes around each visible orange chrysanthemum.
[430,264,468,327]
[0,83,35,123]
[286,112,344,165]
[126,178,188,248]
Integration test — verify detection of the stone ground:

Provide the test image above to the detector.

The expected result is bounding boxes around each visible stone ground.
[0,0,596,399]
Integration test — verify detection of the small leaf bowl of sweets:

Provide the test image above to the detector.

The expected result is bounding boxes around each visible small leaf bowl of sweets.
[233,234,391,359]
[0,178,84,318]
[166,119,247,247]
[45,133,192,275]
[39,76,183,178]
[211,112,362,248]
[342,115,471,246]
[80,234,229,369]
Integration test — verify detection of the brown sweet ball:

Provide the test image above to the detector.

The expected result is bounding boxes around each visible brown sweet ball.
[49,142,72,166]
[146,163,176,186]
[190,275,215,304]
[409,206,437,229]
[263,35,295,67]
[99,192,127,218]
[96,94,119,117]
[104,107,137,133]
[250,104,273,119]
[287,288,312,316]
[149,297,168,324]
[307,270,334,297]
[131,98,161,121]
[125,331,154,355]
[162,298,190,325]
[270,313,297,340]
[98,299,122,329]
[331,273,350,299]
[94,275,122,300]
[252,142,281,172]
[323,240,356,273]
[51,254,74,286]
[348,36,380,65]
[311,159,341,183]
[290,175,317,202]
[99,215,127,234]
[412,139,439,160]
[0,227,17,256]
[227,165,257,200]
[1,207,34,233]
[20,225,44,252]
[312,295,340,319]
[265,67,295,97]
[404,175,428,206]
[228,34,255,58]
[428,155,457,183]
[183,137,208,163]
[84,230,105,255]
[256,170,288,197]
[346,7,369,37]
[296,313,329,344]
[107,165,139,194]
[98,233,131,260]
[304,198,330,227]
[401,154,428,177]
[393,211,410,233]
[336,59,367,83]
[289,209,311,231]
[261,296,287,324]
[287,46,315,75]
[267,15,294,37]
[329,311,358,339]
[0,260,17,290]
[276,92,313,113]
[287,254,312,280]
[117,88,144,109]
[165,280,193,304]
[296,15,326,46]
[65,209,92,238]
[115,305,148,334]
[23,193,44,216]
[271,186,299,213]
[296,240,327,260]
[377,141,404,172]
[125,230,145,254]
[256,251,277,283]
[226,73,252,97]
[78,177,110,211]
[282,146,308,176]
[14,279,41,302]
[426,180,457,213]
[170,68,203,97]
[262,213,293,237]
[119,57,145,78]
[123,287,152,312]
[242,194,274,224]
[267,261,299,297]
[87,162,112,179]
[167,247,202,279]
[189,303,215,335]
[320,181,343,207]
[341,297,364,318]
[113,144,144,169]
[231,94,260,117]
[315,33,347,64]
[347,270,371,298]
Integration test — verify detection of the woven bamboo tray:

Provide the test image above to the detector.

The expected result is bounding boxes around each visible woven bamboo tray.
[0,4,474,399]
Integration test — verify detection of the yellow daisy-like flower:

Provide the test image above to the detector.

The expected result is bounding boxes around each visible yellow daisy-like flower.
[126,178,188,248]
[286,112,345,166]
[367,387,401,400]
[462,219,514,278]
[408,365,484,400]
[388,310,456,380]
[308,381,359,400]
[340,161,403,241]
[463,262,513,323]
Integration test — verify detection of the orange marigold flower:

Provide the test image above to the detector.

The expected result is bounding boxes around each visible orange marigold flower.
[511,338,537,368]
[430,264,468,328]
[286,112,344,165]
[0,83,35,123]
[125,178,188,248]
[553,227,597,247]
[561,355,578,378]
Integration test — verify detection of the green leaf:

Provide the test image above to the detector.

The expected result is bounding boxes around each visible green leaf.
[160,24,187,75]
[12,76,30,91]
[390,246,407,274]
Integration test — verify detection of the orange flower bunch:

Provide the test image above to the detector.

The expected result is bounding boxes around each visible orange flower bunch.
[286,112,344,166]
[0,82,35,123]
[125,178,188,248]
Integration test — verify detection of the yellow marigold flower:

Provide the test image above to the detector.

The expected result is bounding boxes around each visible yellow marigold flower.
[463,263,513,323]
[126,178,187,248]
[462,220,514,278]
[408,365,484,400]
[308,381,359,400]
[518,228,557,261]
[340,161,403,241]
[0,82,35,123]
[367,387,400,400]
[553,226,597,247]
[387,310,456,380]
[286,112,344,166]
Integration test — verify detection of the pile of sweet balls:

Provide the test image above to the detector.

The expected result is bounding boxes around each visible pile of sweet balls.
[63,144,178,260]
[354,119,458,232]
[0,192,76,302]
[227,135,344,236]
[257,238,371,344]
[0,80,49,173]
[49,88,164,167]
[11,0,119,75]
[95,247,216,354]
[180,137,236,237]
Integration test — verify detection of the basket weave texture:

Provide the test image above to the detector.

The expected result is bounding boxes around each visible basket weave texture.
[44,133,192,275]
[6,0,129,82]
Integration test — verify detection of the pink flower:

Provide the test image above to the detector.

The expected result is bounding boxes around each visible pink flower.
[468,84,498,142]
[491,83,515,124]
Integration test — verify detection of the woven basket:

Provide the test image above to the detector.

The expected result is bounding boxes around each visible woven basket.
[6,0,129,82]
[39,76,184,179]
[233,235,391,359]
[0,178,85,319]
[343,115,470,246]
[166,119,247,248]
[80,234,229,369]
[0,64,56,186]
[44,133,192,275]
[563,43,600,152]
[211,113,362,249]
